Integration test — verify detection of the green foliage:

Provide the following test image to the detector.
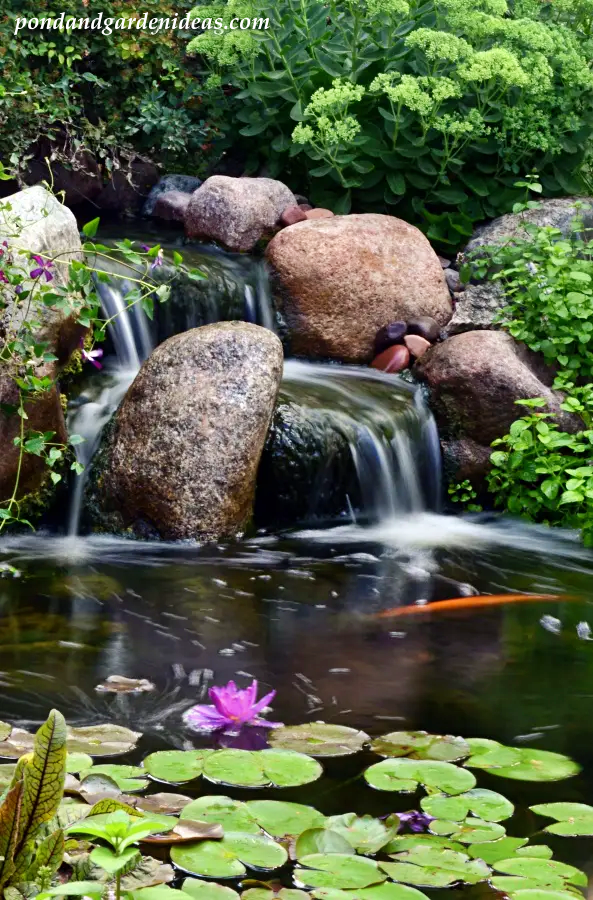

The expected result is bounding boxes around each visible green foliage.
[188,0,593,243]
[447,481,483,512]
[0,710,67,891]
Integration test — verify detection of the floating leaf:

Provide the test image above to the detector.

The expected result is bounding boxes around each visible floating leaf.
[144,750,213,784]
[245,800,326,837]
[325,814,398,854]
[467,837,530,863]
[371,733,470,763]
[530,802,593,836]
[0,722,12,741]
[66,753,94,775]
[296,854,386,889]
[181,881,240,900]
[181,881,239,900]
[0,763,16,787]
[464,741,579,782]
[364,759,476,795]
[80,764,148,793]
[259,750,323,787]
[204,751,269,788]
[171,832,288,878]
[421,789,514,823]
[182,796,260,834]
[384,835,465,855]
[137,793,193,816]
[0,727,37,759]
[142,819,223,844]
[510,891,582,900]
[66,724,141,757]
[270,724,369,757]
[243,891,310,900]
[121,856,175,890]
[464,739,523,770]
[430,817,506,843]
[381,845,490,887]
[312,886,430,900]
[491,858,587,890]
[295,828,355,858]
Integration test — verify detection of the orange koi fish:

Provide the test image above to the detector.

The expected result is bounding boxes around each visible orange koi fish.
[375,593,572,619]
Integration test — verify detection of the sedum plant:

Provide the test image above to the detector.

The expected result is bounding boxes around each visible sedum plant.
[188,0,593,244]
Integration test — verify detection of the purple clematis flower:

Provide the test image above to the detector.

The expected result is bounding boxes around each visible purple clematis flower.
[81,347,104,370]
[141,243,164,270]
[183,679,282,733]
[397,811,435,833]
[0,270,8,284]
[29,255,54,282]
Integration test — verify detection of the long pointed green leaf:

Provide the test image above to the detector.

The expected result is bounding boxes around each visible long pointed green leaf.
[0,780,23,887]
[31,828,65,880]
[15,711,67,860]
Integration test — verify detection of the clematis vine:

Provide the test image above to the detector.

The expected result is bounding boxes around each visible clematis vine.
[29,255,54,282]
[141,243,164,270]
[81,345,104,370]
[183,679,282,733]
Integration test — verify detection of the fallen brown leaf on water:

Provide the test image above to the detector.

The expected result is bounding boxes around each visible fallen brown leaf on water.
[141,819,223,844]
[95,674,155,693]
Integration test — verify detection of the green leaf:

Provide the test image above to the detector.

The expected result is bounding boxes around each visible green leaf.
[295,828,356,858]
[82,218,100,238]
[244,800,326,837]
[203,750,268,788]
[0,781,23,887]
[364,758,476,794]
[387,173,406,196]
[90,844,140,874]
[144,750,213,784]
[297,854,386,889]
[270,724,369,757]
[421,788,513,822]
[37,882,104,897]
[311,885,429,900]
[429,817,506,843]
[324,814,398,854]
[30,827,65,879]
[381,845,490,886]
[181,796,260,834]
[80,764,148,793]
[371,732,470,763]
[171,832,287,878]
[65,724,141,757]
[181,880,239,900]
[491,857,587,889]
[260,749,323,787]
[530,802,593,836]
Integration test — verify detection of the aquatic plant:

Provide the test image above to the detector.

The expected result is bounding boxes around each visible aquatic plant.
[183,680,282,733]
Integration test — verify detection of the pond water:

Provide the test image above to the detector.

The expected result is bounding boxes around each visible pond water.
[3,229,593,890]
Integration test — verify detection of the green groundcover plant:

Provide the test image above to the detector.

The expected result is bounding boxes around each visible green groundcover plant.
[188,0,593,244]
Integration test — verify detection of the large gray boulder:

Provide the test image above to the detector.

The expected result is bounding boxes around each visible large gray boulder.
[415,330,580,480]
[0,186,82,503]
[266,214,452,363]
[185,176,296,251]
[88,322,283,541]
[143,174,202,217]
[464,197,593,255]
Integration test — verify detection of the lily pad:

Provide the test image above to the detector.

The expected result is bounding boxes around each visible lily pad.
[530,802,593,836]
[144,750,214,784]
[80,764,149,793]
[242,892,310,900]
[66,724,142,757]
[296,854,386,889]
[311,887,430,900]
[429,817,506,844]
[0,722,16,742]
[0,762,15,786]
[325,814,399,854]
[181,881,239,900]
[511,891,582,900]
[364,758,476,795]
[66,752,94,774]
[464,741,580,782]
[270,723,369,757]
[381,846,490,887]
[371,732,470,763]
[295,829,356,858]
[244,800,326,837]
[137,793,194,816]
[0,726,37,758]
[384,835,465,855]
[171,832,288,878]
[203,749,322,789]
[182,796,261,834]
[491,858,587,889]
[259,750,323,787]
[421,788,514,822]
[466,838,535,863]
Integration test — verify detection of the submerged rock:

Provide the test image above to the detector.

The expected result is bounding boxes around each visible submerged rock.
[266,214,452,363]
[255,402,361,527]
[185,176,296,251]
[88,322,283,541]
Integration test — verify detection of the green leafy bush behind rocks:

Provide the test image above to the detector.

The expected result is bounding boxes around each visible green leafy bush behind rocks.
[188,0,593,244]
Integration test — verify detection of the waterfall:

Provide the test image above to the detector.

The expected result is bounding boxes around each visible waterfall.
[280,361,441,520]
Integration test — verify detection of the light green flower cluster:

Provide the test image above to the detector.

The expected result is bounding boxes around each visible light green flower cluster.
[293,115,361,147]
[458,48,530,87]
[187,1,261,64]
[293,79,364,148]
[305,80,366,116]
[405,28,473,62]
[370,73,461,115]
[364,0,410,15]
[433,108,487,138]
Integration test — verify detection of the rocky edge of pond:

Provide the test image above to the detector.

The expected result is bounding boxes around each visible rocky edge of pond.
[3,177,593,541]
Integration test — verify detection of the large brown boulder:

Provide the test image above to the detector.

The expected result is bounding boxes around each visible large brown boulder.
[185,176,296,251]
[89,322,283,541]
[265,214,452,363]
[415,331,579,479]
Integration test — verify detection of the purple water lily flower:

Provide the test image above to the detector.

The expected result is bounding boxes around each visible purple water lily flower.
[183,679,282,733]
[397,811,435,833]
[81,347,104,370]
[29,255,54,282]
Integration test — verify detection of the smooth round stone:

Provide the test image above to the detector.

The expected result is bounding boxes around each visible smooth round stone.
[406,316,441,343]
[404,334,431,359]
[371,344,410,373]
[305,208,334,219]
[281,205,308,226]
[374,321,407,355]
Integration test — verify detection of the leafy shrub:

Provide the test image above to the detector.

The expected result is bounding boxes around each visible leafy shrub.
[188,0,593,244]
[1,1,222,178]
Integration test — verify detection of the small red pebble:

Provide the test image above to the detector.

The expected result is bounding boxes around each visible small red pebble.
[281,205,308,226]
[305,208,334,219]
[371,344,410,373]
[404,334,431,358]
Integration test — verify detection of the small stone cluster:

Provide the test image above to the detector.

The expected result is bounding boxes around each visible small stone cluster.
[371,317,442,373]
